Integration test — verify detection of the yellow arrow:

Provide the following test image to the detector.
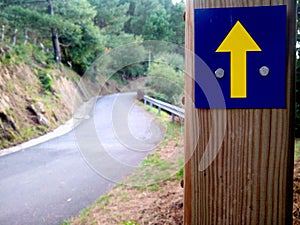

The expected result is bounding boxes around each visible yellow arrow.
[216,21,261,98]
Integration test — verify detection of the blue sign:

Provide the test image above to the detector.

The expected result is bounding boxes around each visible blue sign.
[194,5,287,108]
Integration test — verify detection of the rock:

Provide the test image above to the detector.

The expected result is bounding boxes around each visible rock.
[2,94,10,104]
[37,114,49,127]
[28,104,38,116]
[0,45,11,57]
[3,67,11,80]
[52,112,60,122]
[27,104,49,127]
[8,117,18,133]
[37,102,45,114]
[0,112,19,135]
[0,97,10,112]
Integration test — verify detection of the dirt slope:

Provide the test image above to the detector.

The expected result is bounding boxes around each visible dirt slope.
[0,53,147,150]
[0,61,81,149]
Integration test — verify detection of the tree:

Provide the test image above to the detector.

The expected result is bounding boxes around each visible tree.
[168,1,185,45]
[88,0,129,35]
[124,0,184,44]
[53,0,105,73]
[129,0,160,37]
[47,0,60,67]
[142,6,171,41]
[0,0,63,66]
[0,0,185,78]
[119,0,136,34]
[0,0,105,73]
[146,53,184,105]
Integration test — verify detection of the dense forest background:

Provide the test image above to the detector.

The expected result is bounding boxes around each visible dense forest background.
[0,0,186,107]
[0,0,185,74]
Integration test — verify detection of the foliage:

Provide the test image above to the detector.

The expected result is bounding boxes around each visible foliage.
[177,167,184,179]
[60,221,71,225]
[295,140,300,159]
[146,53,184,105]
[121,221,140,225]
[53,0,106,73]
[37,68,53,94]
[108,41,148,79]
[0,5,79,36]
[0,0,185,76]
[168,1,185,45]
[126,0,185,44]
[89,0,130,35]
[142,6,171,41]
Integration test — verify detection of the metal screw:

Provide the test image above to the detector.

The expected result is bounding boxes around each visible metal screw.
[215,68,225,79]
[259,66,270,77]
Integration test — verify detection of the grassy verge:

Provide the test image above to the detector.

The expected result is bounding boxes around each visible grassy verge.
[295,139,300,160]
[64,101,184,225]
[123,103,184,188]
[65,103,300,225]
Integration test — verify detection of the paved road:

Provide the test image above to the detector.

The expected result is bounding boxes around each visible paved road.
[0,92,163,225]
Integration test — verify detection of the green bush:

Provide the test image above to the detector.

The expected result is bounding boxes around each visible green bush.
[146,53,184,106]
[177,167,184,179]
[32,45,48,64]
[146,90,169,103]
[12,44,35,65]
[121,221,140,225]
[38,70,53,94]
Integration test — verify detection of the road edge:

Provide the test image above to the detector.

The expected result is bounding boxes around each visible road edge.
[0,97,98,157]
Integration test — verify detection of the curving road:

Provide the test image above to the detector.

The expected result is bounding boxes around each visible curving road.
[0,92,163,225]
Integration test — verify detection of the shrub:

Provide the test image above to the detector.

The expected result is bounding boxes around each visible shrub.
[146,53,184,106]
[37,70,53,94]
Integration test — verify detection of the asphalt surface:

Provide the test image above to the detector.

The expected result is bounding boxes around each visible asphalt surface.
[0,92,163,225]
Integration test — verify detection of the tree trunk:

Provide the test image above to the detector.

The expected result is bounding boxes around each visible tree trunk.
[47,0,61,69]
[1,25,5,42]
[12,28,17,46]
[23,28,28,45]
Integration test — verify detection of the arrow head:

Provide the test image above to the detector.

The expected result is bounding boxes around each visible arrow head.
[216,21,261,52]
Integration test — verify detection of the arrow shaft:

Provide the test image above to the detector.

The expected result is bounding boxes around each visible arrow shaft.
[230,51,247,98]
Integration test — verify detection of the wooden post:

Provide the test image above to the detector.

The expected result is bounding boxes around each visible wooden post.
[184,1,296,225]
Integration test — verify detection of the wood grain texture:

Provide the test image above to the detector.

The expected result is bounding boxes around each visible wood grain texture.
[184,0,296,224]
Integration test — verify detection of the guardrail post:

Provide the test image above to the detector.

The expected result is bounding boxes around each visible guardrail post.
[143,95,185,121]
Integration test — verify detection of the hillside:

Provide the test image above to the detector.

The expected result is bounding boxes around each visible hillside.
[0,45,83,149]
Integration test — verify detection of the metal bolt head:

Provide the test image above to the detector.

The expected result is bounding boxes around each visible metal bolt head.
[215,68,225,79]
[259,66,270,77]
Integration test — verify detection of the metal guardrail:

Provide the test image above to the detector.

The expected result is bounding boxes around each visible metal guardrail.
[143,95,185,122]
